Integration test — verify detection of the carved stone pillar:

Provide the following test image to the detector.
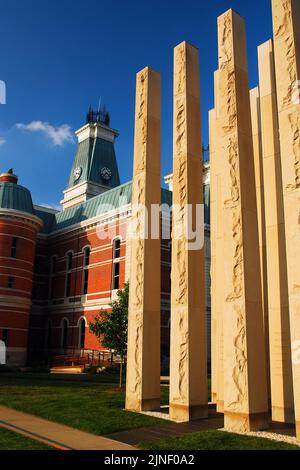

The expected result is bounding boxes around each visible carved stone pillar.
[125,67,161,412]
[271,0,300,439]
[211,70,225,413]
[258,38,294,424]
[217,9,269,432]
[210,107,218,405]
[169,41,208,422]
[249,87,271,400]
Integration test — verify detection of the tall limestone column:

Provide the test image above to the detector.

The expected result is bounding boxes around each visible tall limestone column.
[126,67,161,412]
[209,70,224,413]
[249,87,271,399]
[210,107,218,405]
[169,41,208,422]
[258,39,294,423]
[271,0,300,438]
[214,70,224,413]
[217,10,268,432]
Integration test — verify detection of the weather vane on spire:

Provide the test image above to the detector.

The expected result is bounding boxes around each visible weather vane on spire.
[86,101,110,126]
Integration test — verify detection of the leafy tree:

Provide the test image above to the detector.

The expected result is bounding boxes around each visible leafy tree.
[89,282,129,387]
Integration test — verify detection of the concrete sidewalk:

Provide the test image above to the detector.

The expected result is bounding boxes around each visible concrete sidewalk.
[0,406,135,450]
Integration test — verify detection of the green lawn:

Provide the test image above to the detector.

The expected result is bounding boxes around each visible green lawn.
[0,427,53,450]
[0,372,297,451]
[140,430,300,450]
[0,372,164,435]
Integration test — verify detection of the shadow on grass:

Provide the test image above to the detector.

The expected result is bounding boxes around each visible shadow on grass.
[139,430,300,451]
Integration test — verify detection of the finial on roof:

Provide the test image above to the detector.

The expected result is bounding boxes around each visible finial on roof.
[8,168,13,174]
[86,104,110,127]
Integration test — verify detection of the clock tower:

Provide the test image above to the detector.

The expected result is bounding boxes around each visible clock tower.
[61,107,120,210]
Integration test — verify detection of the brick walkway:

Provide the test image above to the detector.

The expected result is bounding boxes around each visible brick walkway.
[0,406,135,450]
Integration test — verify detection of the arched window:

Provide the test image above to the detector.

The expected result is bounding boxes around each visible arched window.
[113,238,121,259]
[82,247,90,295]
[79,318,86,349]
[61,319,68,349]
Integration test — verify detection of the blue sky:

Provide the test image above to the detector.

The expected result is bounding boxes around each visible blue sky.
[0,0,273,208]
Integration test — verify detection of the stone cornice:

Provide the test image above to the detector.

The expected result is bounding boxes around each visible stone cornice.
[76,122,119,144]
[0,208,43,231]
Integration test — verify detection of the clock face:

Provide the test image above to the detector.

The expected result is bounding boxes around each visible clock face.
[73,167,82,181]
[101,167,112,181]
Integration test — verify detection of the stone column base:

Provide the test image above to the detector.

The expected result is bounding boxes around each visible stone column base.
[296,421,300,443]
[169,403,208,422]
[126,397,161,413]
[271,406,295,424]
[224,411,269,432]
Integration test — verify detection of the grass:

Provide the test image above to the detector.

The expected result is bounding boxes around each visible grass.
[140,430,300,450]
[1,372,297,451]
[0,372,164,435]
[0,427,53,450]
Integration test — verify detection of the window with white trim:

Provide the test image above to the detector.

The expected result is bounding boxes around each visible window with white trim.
[79,318,86,349]
[82,247,90,295]
[112,239,121,290]
[113,238,121,259]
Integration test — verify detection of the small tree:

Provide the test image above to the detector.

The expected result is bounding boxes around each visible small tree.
[89,282,129,387]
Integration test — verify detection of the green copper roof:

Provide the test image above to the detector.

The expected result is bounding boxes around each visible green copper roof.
[0,182,35,215]
[34,208,56,234]
[35,181,210,235]
[53,181,132,232]
[67,136,120,190]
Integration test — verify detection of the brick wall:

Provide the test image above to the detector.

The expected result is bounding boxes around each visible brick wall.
[0,216,39,365]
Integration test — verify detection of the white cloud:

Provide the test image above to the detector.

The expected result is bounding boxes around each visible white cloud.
[0,137,6,145]
[16,121,74,146]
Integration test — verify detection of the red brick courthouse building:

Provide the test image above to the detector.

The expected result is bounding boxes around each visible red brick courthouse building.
[0,110,210,366]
